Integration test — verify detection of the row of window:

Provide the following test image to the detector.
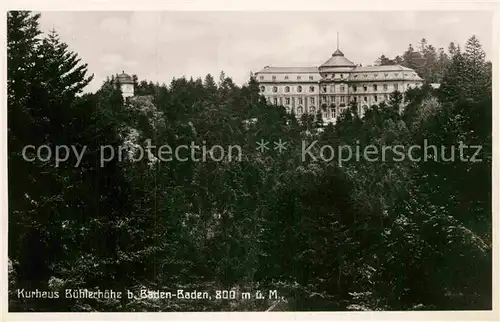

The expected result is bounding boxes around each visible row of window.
[320,95,389,102]
[351,83,412,92]
[351,72,415,79]
[261,85,318,93]
[270,94,390,106]
[282,105,362,120]
[261,83,415,93]
[259,75,315,81]
[285,106,316,114]
[259,72,417,81]
[271,97,316,105]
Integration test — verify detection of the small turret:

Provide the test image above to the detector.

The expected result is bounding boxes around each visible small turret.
[116,71,135,98]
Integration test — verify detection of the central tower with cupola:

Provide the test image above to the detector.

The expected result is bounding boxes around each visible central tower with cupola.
[254,33,424,124]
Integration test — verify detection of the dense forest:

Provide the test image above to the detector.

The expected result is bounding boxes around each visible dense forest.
[375,38,492,84]
[8,11,492,312]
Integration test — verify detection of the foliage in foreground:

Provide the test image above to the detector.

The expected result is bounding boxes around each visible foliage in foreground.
[8,11,492,311]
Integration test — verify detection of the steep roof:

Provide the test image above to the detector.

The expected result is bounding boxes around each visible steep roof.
[320,49,356,68]
[256,66,319,74]
[348,64,423,81]
[117,71,134,84]
[352,65,415,72]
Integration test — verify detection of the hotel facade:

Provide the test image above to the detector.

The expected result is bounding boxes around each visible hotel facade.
[255,47,424,124]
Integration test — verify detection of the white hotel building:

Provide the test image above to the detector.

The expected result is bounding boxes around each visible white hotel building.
[255,47,423,124]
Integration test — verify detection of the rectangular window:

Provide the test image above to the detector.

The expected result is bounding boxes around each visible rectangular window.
[297,76,302,80]
[298,98,303,104]
[364,96,367,102]
[340,96,345,103]
[353,85,357,92]
[272,76,276,81]
[309,76,314,80]
[285,98,290,104]
[273,98,278,105]
[279,97,283,105]
[331,86,335,93]
[284,75,289,80]
[310,97,315,104]
[374,95,378,102]
[363,85,367,92]
[259,76,264,80]
[394,83,398,91]
[373,84,377,91]
[383,84,388,91]
[340,85,345,92]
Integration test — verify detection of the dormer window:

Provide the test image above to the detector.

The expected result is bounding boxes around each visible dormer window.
[309,76,314,80]
[272,76,276,81]
[297,76,302,80]
[309,86,315,92]
[322,86,327,93]
[363,85,367,92]
[384,73,388,77]
[297,85,302,93]
[285,75,289,80]
[340,74,344,78]
[285,86,290,93]
[272,86,278,93]
[259,76,264,80]
[332,73,335,78]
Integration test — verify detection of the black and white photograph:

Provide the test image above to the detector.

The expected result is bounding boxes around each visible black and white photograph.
[4,5,496,317]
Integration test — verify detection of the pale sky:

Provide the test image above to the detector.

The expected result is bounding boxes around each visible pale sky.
[37,11,493,93]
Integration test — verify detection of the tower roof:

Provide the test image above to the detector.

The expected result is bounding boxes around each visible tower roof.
[117,71,134,84]
[320,49,356,68]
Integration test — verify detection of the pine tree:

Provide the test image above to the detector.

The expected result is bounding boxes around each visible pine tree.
[448,41,458,56]
[463,35,489,98]
[8,11,133,311]
[38,29,93,99]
